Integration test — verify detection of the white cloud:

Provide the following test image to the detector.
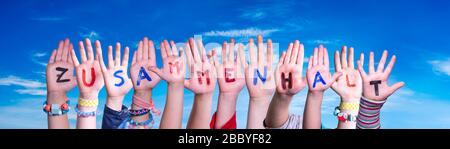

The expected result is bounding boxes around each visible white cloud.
[203,28,279,37]
[240,9,266,20]
[307,39,341,45]
[429,58,450,77]
[15,89,46,96]
[33,52,47,57]
[0,75,46,96]
[80,31,101,40]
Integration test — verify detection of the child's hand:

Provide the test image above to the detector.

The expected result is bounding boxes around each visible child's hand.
[149,40,186,84]
[275,40,307,96]
[97,42,132,98]
[184,38,217,94]
[46,39,77,95]
[130,37,161,92]
[331,46,363,102]
[245,35,275,99]
[306,45,341,94]
[70,39,105,99]
[211,39,245,94]
[357,50,404,101]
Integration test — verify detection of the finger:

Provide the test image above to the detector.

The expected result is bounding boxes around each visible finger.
[122,47,130,67]
[229,38,235,63]
[349,47,355,69]
[267,39,273,67]
[185,42,193,70]
[357,57,368,78]
[143,37,149,60]
[61,39,70,62]
[249,38,256,65]
[48,49,57,64]
[313,47,318,66]
[137,41,143,61]
[149,40,156,63]
[388,82,405,94]
[329,72,343,86]
[171,40,179,56]
[196,39,207,62]
[160,42,167,61]
[68,45,74,64]
[221,41,227,64]
[70,49,80,66]
[334,50,342,72]
[308,56,313,69]
[238,43,248,68]
[384,55,396,77]
[341,46,348,68]
[132,51,137,65]
[96,41,107,72]
[369,51,375,74]
[56,40,64,62]
[359,53,365,69]
[318,45,324,65]
[107,45,114,69]
[290,40,299,64]
[212,48,219,69]
[236,46,242,71]
[115,42,121,66]
[148,66,164,79]
[279,51,287,66]
[324,47,330,67]
[189,38,201,62]
[285,42,293,64]
[78,41,87,62]
[296,43,304,65]
[86,39,94,61]
[257,35,264,66]
[377,50,388,72]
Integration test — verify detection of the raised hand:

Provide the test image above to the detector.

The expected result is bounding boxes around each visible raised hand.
[70,38,104,99]
[357,50,404,101]
[130,37,161,92]
[211,38,245,94]
[185,38,217,94]
[96,42,133,111]
[149,40,186,84]
[47,39,77,95]
[275,40,307,96]
[331,46,363,101]
[245,35,275,98]
[306,45,341,93]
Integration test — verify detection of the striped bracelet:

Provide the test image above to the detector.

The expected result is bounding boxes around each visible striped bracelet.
[356,97,386,129]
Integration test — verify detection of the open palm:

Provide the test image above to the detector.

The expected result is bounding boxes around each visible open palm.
[46,39,77,93]
[212,39,245,93]
[331,46,363,101]
[275,40,306,96]
[306,45,341,93]
[130,37,161,91]
[184,38,217,94]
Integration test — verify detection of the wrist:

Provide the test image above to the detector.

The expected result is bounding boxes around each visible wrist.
[47,91,68,104]
[195,92,214,101]
[79,92,99,100]
[106,96,125,112]
[219,92,239,100]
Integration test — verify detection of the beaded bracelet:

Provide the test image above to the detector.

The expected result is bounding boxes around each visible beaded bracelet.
[42,100,70,116]
[333,107,357,122]
[78,98,99,107]
[132,96,161,116]
[75,106,97,117]
[126,113,154,129]
[128,108,151,116]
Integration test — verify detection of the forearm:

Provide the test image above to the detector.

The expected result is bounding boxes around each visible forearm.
[214,92,238,129]
[160,83,184,129]
[47,92,70,129]
[130,90,152,129]
[303,91,323,129]
[247,96,271,129]
[76,93,99,129]
[337,98,360,129]
[265,92,292,128]
[187,93,213,129]
[356,97,385,129]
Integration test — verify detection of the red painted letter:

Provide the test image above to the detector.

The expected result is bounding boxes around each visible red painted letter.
[82,67,96,87]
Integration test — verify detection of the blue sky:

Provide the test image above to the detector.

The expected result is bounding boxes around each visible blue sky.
[1,0,450,128]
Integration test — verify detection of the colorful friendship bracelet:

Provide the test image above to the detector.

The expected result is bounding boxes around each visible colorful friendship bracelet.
[75,106,97,117]
[333,107,357,122]
[128,108,151,116]
[356,97,386,129]
[78,98,99,107]
[126,113,154,129]
[132,95,161,116]
[42,100,70,116]
[339,102,360,111]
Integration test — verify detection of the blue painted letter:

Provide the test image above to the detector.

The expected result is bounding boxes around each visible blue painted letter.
[253,66,267,85]
[312,71,326,88]
[114,70,125,87]
[137,67,152,86]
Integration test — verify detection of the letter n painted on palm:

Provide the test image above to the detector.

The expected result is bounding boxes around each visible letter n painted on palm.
[253,66,267,85]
